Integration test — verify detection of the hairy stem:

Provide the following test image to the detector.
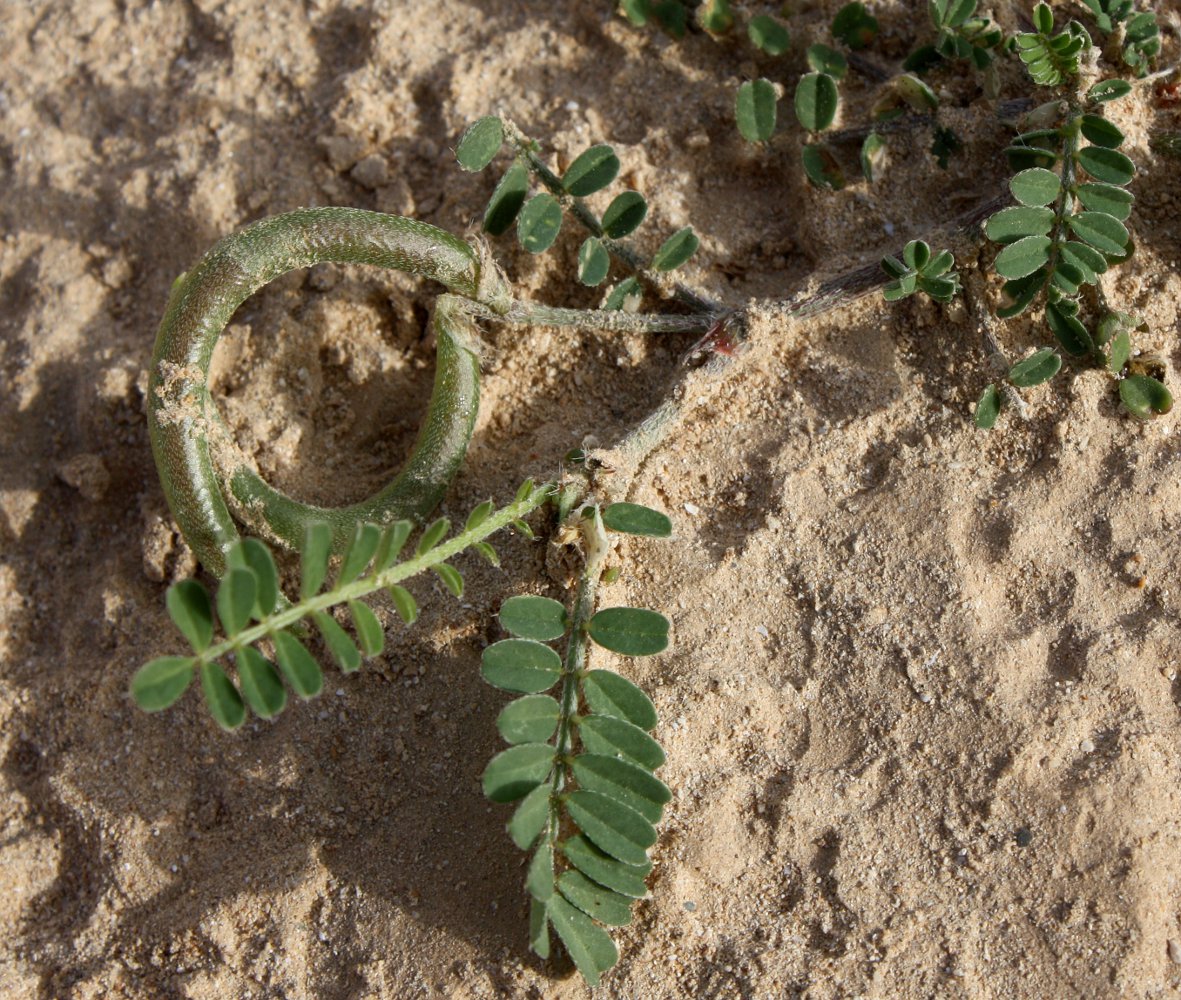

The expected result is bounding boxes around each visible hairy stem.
[548,506,608,845]
[196,485,553,664]
[502,302,721,335]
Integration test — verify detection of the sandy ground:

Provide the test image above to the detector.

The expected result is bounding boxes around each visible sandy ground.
[3,1,1181,997]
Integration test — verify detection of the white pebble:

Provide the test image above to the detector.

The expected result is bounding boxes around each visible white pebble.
[683,502,701,516]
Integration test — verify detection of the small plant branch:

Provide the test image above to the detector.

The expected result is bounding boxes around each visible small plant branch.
[548,506,608,842]
[500,301,722,335]
[190,485,552,668]
[500,116,723,315]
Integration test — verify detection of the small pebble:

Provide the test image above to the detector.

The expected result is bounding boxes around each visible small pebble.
[684,900,696,912]
[683,501,701,516]
[1169,939,1181,965]
[1079,738,1095,753]
[1015,827,1033,848]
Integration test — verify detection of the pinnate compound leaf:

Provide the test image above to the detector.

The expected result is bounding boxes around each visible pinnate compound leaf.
[348,600,384,656]
[997,267,1047,318]
[217,567,256,638]
[578,237,611,287]
[599,500,675,540]
[338,522,382,585]
[1068,212,1129,255]
[1077,146,1134,185]
[794,72,839,132]
[808,43,848,78]
[166,579,213,652]
[1108,330,1131,373]
[387,585,417,625]
[588,607,669,656]
[903,240,930,270]
[473,541,500,566]
[985,206,1054,244]
[832,1,878,49]
[1008,348,1061,388]
[566,789,656,866]
[229,538,279,620]
[559,871,634,926]
[514,478,537,504]
[1075,182,1132,221]
[1080,114,1124,149]
[883,274,917,302]
[801,143,844,189]
[651,227,699,272]
[416,517,450,556]
[700,0,734,34]
[974,384,1001,430]
[530,898,550,959]
[1088,79,1132,103]
[131,656,195,711]
[301,521,332,599]
[499,595,569,641]
[482,743,554,802]
[508,784,551,850]
[484,160,529,236]
[456,116,503,172]
[1009,167,1060,207]
[200,661,246,730]
[313,611,362,672]
[236,645,287,719]
[527,842,554,901]
[736,78,777,143]
[464,500,494,533]
[579,715,666,770]
[432,563,464,598]
[748,14,790,55]
[994,235,1051,279]
[571,754,671,823]
[563,145,620,197]
[1120,375,1173,419]
[1045,302,1094,356]
[546,894,619,988]
[517,193,563,254]
[272,630,324,698]
[373,520,413,573]
[602,502,672,538]
[498,694,561,744]
[601,191,647,238]
[605,276,643,312]
[563,834,652,898]
[482,638,562,693]
[1060,240,1108,280]
[860,132,885,181]
[583,669,658,730]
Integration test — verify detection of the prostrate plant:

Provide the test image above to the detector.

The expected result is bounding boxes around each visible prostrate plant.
[733,1,961,188]
[481,501,673,985]
[456,114,701,310]
[906,0,1009,81]
[976,2,1171,426]
[1081,0,1162,77]
[132,482,553,726]
[880,239,962,303]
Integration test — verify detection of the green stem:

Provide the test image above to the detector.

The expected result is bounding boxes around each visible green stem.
[547,505,608,848]
[1046,103,1081,298]
[195,484,554,665]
